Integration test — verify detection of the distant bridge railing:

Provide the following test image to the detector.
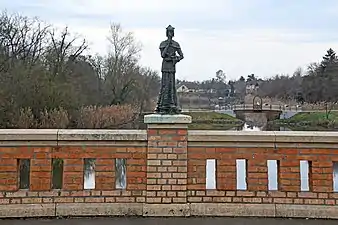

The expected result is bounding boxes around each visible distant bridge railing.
[231,104,301,111]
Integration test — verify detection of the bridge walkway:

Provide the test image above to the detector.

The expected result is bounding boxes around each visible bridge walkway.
[1,217,336,225]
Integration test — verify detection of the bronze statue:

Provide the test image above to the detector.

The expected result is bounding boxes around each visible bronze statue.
[155,25,184,114]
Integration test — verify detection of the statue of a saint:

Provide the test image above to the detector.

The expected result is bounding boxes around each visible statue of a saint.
[155,25,184,114]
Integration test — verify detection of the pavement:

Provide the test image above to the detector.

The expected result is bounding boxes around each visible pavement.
[1,217,337,225]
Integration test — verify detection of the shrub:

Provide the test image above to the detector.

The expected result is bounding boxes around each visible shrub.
[39,107,70,128]
[10,107,69,128]
[12,108,36,128]
[76,105,138,129]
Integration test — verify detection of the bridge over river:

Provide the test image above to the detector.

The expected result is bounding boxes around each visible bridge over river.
[213,104,302,121]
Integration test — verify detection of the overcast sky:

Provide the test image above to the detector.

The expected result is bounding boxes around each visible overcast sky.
[2,0,338,81]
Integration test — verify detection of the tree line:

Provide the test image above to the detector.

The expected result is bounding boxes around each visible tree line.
[0,11,160,128]
[177,48,338,110]
[257,48,338,106]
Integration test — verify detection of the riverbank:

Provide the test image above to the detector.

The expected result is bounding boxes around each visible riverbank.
[184,112,243,129]
[274,111,338,130]
[137,111,243,130]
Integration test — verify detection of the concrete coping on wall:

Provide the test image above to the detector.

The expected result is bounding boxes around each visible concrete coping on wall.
[0,129,147,141]
[1,129,338,147]
[0,129,58,141]
[58,130,147,141]
[144,114,192,124]
[0,129,147,146]
[188,130,338,148]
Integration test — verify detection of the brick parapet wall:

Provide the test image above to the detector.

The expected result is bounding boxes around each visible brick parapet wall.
[146,127,188,204]
[1,129,338,218]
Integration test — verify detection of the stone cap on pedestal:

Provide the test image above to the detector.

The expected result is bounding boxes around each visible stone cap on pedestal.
[144,114,192,127]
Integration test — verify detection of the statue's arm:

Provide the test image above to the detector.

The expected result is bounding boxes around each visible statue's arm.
[177,47,184,61]
[160,48,167,58]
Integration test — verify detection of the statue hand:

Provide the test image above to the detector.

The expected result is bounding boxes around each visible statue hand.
[173,56,181,64]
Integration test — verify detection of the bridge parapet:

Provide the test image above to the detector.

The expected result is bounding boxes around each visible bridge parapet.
[0,128,338,219]
[232,104,300,111]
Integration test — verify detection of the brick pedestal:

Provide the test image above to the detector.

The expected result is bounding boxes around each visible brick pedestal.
[144,114,192,205]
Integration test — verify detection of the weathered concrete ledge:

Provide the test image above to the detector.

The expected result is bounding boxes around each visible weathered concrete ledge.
[0,129,147,146]
[0,129,338,148]
[0,129,58,140]
[1,203,338,219]
[188,130,338,148]
[144,114,192,124]
[57,130,147,146]
[58,130,147,141]
[0,129,58,146]
[188,131,276,142]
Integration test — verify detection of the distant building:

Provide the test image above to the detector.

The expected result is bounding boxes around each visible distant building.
[177,85,190,93]
[245,81,259,94]
[176,81,200,93]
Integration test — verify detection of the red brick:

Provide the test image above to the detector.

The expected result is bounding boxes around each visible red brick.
[54,197,74,203]
[147,129,158,135]
[0,199,10,204]
[313,186,332,192]
[172,136,187,141]
[263,197,273,203]
[269,191,286,198]
[85,197,105,203]
[274,198,293,204]
[325,199,335,205]
[22,198,42,204]
[177,130,188,135]
[304,199,324,204]
[30,174,51,191]
[158,130,177,135]
[294,199,304,204]
[312,161,333,168]
[0,159,17,166]
[298,192,317,198]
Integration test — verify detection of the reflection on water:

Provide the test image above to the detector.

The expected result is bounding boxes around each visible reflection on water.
[242,123,262,131]
[230,122,292,131]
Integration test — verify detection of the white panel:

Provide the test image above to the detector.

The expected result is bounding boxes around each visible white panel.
[236,159,247,190]
[300,160,309,191]
[268,160,278,191]
[333,163,338,192]
[206,159,216,189]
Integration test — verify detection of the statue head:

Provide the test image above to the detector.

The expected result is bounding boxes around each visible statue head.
[166,25,175,39]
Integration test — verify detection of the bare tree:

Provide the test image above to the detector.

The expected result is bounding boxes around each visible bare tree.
[102,23,142,105]
[134,67,160,112]
[45,27,88,77]
[0,11,50,72]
